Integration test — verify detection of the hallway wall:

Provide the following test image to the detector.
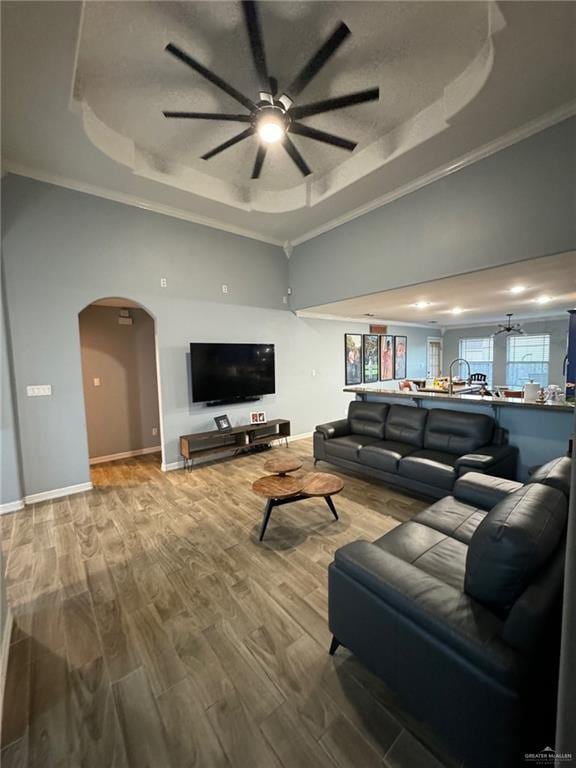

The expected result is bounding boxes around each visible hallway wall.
[79,305,160,460]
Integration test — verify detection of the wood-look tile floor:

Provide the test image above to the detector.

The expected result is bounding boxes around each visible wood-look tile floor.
[1,439,459,768]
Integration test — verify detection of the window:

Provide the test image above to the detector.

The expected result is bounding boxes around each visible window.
[506,334,550,388]
[458,337,493,386]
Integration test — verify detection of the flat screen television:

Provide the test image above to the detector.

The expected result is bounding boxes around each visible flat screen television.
[190,342,275,404]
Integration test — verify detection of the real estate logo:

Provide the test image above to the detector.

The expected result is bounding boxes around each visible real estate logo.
[524,746,573,764]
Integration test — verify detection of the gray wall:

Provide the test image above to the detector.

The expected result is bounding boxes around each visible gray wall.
[1,174,445,496]
[1,176,373,495]
[1,175,288,496]
[442,317,569,386]
[79,305,160,459]
[289,117,576,309]
[1,255,23,506]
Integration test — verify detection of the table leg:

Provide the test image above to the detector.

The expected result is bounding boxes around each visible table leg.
[259,498,275,541]
[324,495,339,521]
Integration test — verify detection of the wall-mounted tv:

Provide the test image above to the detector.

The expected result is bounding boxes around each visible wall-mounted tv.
[190,342,275,405]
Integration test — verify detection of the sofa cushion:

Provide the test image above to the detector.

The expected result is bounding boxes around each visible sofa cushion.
[324,434,381,462]
[465,484,568,611]
[414,497,487,544]
[399,449,458,491]
[454,473,524,511]
[373,521,467,590]
[424,409,494,456]
[528,456,572,498]
[358,440,416,472]
[348,401,389,440]
[384,405,428,447]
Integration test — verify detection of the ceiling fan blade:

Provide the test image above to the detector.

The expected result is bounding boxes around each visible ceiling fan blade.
[251,144,267,179]
[241,1,271,96]
[283,22,350,101]
[282,135,312,177]
[165,42,256,112]
[201,127,254,160]
[290,88,379,119]
[290,122,356,151]
[163,111,252,122]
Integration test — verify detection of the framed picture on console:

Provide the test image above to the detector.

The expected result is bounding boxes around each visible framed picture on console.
[379,335,394,381]
[344,334,362,385]
[214,414,232,431]
[363,334,379,383]
[394,336,407,379]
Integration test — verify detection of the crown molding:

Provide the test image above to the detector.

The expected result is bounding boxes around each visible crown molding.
[1,161,284,248]
[291,101,576,247]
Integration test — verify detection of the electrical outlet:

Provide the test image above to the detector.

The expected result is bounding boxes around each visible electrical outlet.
[222,284,228,294]
[160,277,167,288]
[282,296,288,304]
[152,427,158,436]
[311,369,317,377]
[26,385,52,397]
[93,378,101,387]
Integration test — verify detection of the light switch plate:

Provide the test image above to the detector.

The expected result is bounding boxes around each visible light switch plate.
[93,378,101,387]
[27,385,52,397]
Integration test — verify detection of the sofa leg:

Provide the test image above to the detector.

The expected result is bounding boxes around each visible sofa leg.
[328,636,340,656]
[314,458,319,467]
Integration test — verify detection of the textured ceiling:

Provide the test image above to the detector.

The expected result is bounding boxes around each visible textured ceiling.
[74,1,489,193]
[2,1,576,242]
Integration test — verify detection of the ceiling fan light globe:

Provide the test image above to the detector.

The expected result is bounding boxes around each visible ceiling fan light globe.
[258,119,285,143]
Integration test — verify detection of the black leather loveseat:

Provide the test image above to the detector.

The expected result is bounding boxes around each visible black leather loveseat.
[315,401,518,498]
[328,456,571,767]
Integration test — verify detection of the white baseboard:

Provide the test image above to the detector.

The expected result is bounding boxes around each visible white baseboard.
[89,445,161,465]
[162,432,313,472]
[0,499,25,515]
[287,432,313,442]
[24,481,93,505]
[162,460,183,472]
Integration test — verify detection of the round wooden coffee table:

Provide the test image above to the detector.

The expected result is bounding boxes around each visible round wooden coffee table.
[263,454,303,476]
[252,470,343,541]
[252,474,303,500]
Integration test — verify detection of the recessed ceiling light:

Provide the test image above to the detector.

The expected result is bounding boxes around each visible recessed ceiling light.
[451,307,464,315]
[509,285,526,294]
[535,295,552,304]
[413,301,431,309]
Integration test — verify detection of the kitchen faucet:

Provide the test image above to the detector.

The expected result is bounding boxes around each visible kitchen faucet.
[448,358,471,395]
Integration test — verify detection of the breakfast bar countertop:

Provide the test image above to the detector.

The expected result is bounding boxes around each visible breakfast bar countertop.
[344,387,575,413]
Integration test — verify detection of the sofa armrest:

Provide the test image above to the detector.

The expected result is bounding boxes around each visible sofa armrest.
[454,472,523,510]
[333,541,518,684]
[456,445,518,473]
[315,418,350,440]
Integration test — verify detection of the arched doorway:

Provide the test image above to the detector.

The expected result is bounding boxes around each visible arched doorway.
[78,297,162,477]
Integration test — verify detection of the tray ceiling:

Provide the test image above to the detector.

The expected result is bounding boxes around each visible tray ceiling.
[2,1,576,242]
[73,0,493,207]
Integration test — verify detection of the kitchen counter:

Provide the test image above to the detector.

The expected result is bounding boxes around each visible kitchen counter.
[344,387,574,413]
[343,387,574,480]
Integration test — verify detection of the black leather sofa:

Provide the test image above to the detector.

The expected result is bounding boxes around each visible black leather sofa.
[315,402,518,497]
[328,456,572,767]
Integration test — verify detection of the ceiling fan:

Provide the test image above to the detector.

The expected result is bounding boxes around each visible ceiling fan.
[162,0,379,179]
[494,313,525,335]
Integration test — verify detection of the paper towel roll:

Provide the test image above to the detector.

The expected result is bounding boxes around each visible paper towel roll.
[523,382,540,402]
